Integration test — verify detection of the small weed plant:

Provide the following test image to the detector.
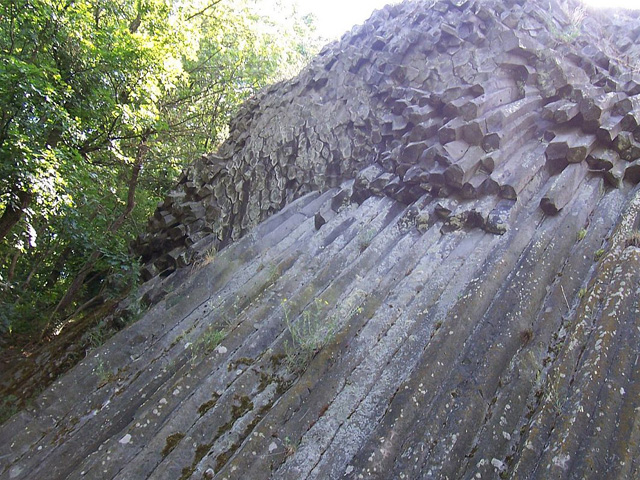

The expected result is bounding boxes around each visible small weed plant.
[95,360,116,386]
[547,1,585,44]
[284,436,297,456]
[577,228,587,241]
[189,325,226,366]
[282,298,337,374]
[87,326,109,350]
[191,245,216,272]
[357,228,376,253]
[199,327,226,353]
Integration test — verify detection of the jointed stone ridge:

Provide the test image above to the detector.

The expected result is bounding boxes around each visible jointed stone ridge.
[3,0,640,479]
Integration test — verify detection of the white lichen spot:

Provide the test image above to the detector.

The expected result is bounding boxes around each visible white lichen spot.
[119,434,132,445]
[620,387,626,395]
[216,345,228,354]
[552,453,570,469]
[269,442,278,453]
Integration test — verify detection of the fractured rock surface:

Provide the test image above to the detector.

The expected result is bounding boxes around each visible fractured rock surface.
[133,0,640,282]
[3,0,640,479]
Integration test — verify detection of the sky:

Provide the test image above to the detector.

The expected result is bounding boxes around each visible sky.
[296,0,400,40]
[295,0,640,40]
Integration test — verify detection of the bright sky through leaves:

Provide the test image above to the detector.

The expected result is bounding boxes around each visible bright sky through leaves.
[296,0,640,40]
[296,0,400,40]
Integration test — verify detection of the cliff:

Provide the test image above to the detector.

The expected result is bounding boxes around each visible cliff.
[2,0,640,478]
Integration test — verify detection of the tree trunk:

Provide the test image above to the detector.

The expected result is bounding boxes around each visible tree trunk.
[43,245,72,290]
[0,190,32,242]
[7,251,19,283]
[49,136,149,325]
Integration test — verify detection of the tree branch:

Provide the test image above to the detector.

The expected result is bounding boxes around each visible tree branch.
[0,190,33,242]
[186,0,224,21]
[48,133,150,326]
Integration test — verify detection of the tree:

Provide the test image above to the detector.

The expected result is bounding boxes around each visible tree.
[0,0,320,341]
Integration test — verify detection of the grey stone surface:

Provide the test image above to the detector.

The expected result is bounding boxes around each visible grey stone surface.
[132,0,640,278]
[3,0,640,479]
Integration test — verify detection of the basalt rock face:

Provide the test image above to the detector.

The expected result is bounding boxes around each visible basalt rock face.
[3,0,640,479]
[132,0,638,279]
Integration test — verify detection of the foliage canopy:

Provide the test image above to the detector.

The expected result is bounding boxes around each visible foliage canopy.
[0,0,320,342]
